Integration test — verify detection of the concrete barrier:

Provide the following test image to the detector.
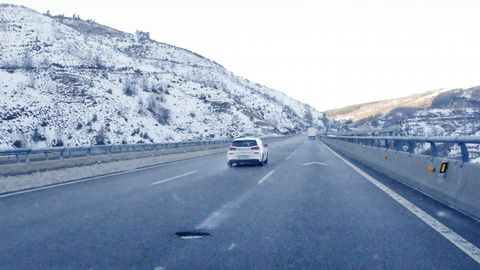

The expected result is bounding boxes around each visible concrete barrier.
[322,137,480,220]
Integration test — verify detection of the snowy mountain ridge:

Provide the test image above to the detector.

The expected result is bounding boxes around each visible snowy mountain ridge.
[325,87,480,162]
[327,86,480,137]
[0,4,324,149]
[325,89,449,122]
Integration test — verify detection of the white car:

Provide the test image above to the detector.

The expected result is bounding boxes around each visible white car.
[227,137,269,166]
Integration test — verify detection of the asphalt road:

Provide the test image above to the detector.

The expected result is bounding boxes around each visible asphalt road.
[1,135,479,269]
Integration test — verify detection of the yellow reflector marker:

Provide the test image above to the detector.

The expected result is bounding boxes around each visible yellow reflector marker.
[439,162,448,173]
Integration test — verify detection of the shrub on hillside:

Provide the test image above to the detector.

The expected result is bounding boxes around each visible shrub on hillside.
[53,139,64,147]
[135,30,150,43]
[123,79,136,96]
[21,52,34,70]
[147,96,170,125]
[93,55,105,68]
[32,128,46,142]
[13,140,23,148]
[94,127,107,145]
[304,109,313,125]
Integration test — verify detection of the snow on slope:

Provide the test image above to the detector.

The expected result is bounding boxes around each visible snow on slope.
[328,87,480,161]
[0,4,324,149]
[339,87,480,136]
[325,89,448,122]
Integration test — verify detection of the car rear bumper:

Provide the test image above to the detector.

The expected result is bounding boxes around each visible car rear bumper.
[228,159,262,164]
[227,153,262,162]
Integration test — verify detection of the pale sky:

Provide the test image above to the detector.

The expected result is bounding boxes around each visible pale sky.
[6,0,480,111]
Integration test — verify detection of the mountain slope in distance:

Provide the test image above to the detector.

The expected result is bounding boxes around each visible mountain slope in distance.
[0,4,324,149]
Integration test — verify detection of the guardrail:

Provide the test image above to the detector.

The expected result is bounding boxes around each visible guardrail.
[0,135,292,177]
[322,135,480,162]
[0,139,233,165]
[0,135,290,166]
[327,128,399,137]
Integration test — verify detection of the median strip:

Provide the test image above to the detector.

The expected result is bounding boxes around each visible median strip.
[150,170,199,185]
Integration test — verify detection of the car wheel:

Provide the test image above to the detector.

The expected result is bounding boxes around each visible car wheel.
[228,161,234,167]
[264,157,268,164]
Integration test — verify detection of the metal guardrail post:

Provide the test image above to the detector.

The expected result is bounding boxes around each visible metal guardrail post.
[407,142,415,154]
[394,141,402,151]
[459,143,469,162]
[429,142,437,157]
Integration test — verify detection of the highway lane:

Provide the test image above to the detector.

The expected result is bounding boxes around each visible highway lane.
[159,140,480,270]
[0,136,303,269]
[0,136,479,269]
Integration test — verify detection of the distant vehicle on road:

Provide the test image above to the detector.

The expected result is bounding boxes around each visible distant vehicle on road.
[227,137,268,166]
[307,127,317,140]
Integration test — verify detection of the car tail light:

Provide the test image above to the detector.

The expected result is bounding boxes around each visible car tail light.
[229,146,236,151]
[251,146,260,150]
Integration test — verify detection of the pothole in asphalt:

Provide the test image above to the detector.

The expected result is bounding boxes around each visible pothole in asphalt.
[175,231,210,240]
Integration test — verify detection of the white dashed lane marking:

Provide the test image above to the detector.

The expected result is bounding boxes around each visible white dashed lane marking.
[150,170,198,185]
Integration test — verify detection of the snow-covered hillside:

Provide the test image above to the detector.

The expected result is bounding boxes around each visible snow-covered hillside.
[332,87,480,136]
[325,89,447,122]
[328,87,480,161]
[0,4,324,149]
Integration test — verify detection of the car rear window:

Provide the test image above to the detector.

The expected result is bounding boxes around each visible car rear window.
[232,140,258,147]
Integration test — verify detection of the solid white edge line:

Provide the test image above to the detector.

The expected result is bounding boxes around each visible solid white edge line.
[150,170,198,185]
[392,174,480,223]
[258,170,276,184]
[321,142,480,264]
